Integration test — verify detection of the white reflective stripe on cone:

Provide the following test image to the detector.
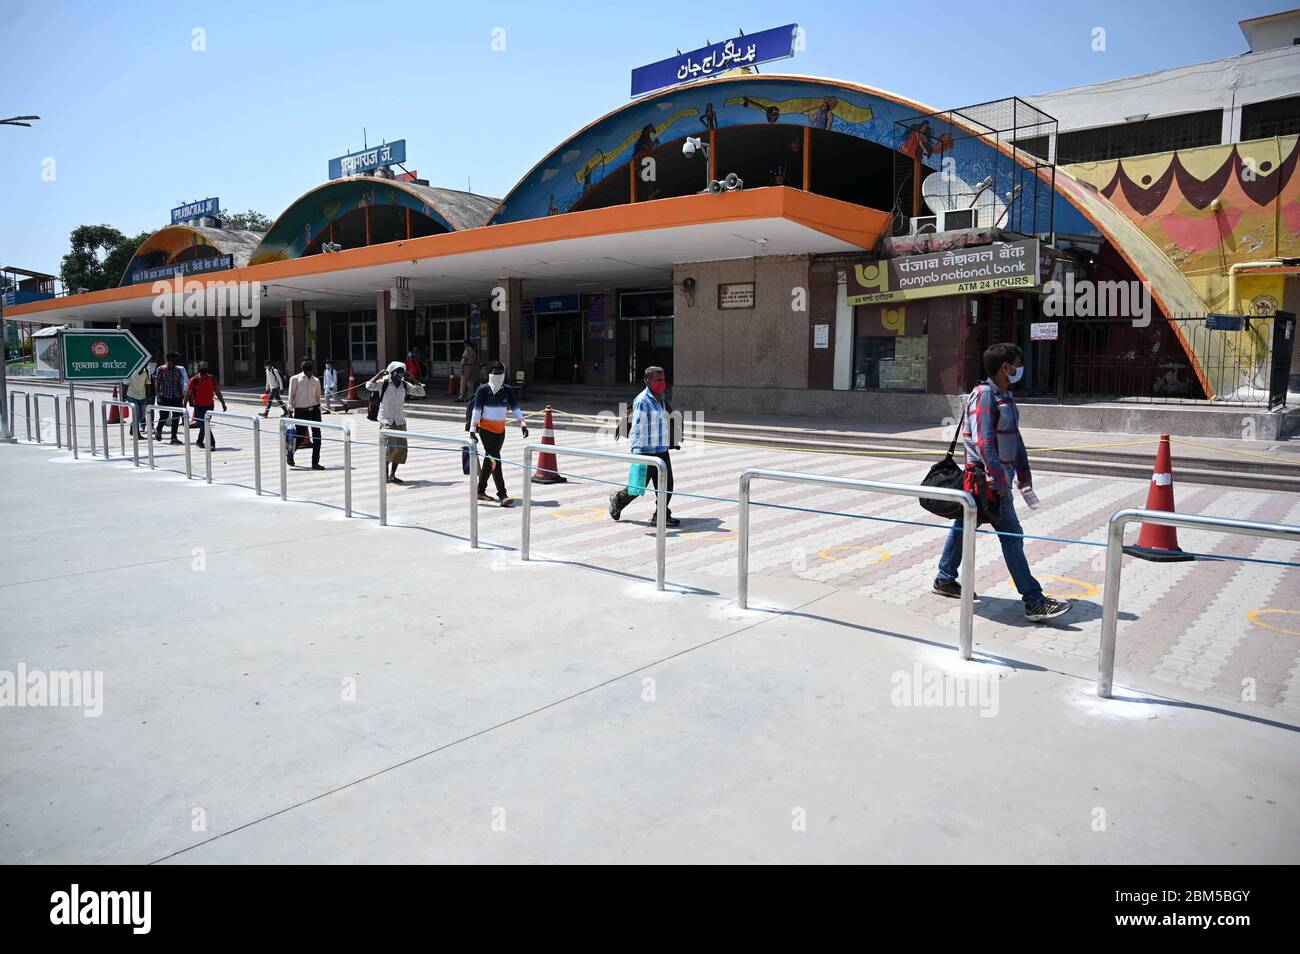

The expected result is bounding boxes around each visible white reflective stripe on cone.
[1153,473,1173,486]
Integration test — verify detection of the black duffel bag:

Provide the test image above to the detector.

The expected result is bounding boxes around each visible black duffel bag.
[920,394,1000,525]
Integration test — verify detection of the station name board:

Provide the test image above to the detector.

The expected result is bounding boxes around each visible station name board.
[170,197,220,225]
[130,254,234,285]
[329,140,406,180]
[630,24,799,98]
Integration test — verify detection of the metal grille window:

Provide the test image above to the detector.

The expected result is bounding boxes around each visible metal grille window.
[1057,110,1222,164]
[1241,95,1300,140]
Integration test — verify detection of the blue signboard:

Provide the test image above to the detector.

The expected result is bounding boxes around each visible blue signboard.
[630,24,798,98]
[170,197,220,225]
[532,294,581,314]
[328,140,407,180]
[1205,314,1245,331]
[130,254,234,285]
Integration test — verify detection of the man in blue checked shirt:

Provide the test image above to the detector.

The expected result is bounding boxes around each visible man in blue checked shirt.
[608,366,680,527]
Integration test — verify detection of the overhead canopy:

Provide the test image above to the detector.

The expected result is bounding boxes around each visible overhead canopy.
[119,225,265,286]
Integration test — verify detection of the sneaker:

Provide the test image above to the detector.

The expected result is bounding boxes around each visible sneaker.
[389,475,404,484]
[311,463,326,471]
[608,490,622,522]
[477,492,493,502]
[498,496,513,508]
[664,515,681,528]
[932,579,977,599]
[1026,597,1071,622]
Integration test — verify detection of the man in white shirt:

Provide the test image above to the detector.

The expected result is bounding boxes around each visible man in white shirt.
[286,359,325,469]
[367,360,426,484]
[262,361,286,418]
[322,361,338,414]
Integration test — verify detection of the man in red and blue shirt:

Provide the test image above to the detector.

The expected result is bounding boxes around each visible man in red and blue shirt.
[934,343,1070,622]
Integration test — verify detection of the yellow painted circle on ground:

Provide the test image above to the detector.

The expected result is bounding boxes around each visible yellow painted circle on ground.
[1246,608,1300,636]
[550,506,606,522]
[1006,574,1100,600]
[818,545,891,565]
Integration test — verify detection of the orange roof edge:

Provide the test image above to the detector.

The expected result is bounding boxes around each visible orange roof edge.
[7,188,885,318]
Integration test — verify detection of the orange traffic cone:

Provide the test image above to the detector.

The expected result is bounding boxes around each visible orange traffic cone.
[1124,434,1194,562]
[107,386,121,424]
[531,405,567,484]
[347,367,356,401]
[447,368,457,395]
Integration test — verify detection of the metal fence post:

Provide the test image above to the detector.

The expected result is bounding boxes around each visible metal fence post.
[738,473,751,608]
[522,445,533,561]
[67,397,77,459]
[252,416,261,495]
[379,431,388,526]
[280,423,287,500]
[468,444,479,549]
[343,427,352,518]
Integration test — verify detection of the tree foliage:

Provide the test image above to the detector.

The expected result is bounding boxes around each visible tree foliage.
[222,209,272,233]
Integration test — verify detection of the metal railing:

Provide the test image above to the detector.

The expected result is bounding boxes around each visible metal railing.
[32,392,60,446]
[738,469,979,659]
[65,395,96,459]
[1098,508,1300,697]
[278,416,352,516]
[8,390,33,442]
[378,427,478,547]
[203,411,262,494]
[521,443,667,590]
[99,399,137,462]
[145,404,192,477]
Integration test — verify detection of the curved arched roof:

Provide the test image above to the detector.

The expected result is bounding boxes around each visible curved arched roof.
[249,178,498,266]
[118,225,264,286]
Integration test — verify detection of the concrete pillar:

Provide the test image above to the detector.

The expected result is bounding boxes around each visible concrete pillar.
[285,300,307,370]
[376,290,401,370]
[832,270,853,390]
[162,316,178,357]
[216,317,236,387]
[497,277,524,376]
[201,320,218,373]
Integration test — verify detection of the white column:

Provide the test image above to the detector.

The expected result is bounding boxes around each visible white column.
[832,270,853,390]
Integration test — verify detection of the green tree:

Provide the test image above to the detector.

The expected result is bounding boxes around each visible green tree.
[222,209,272,232]
[60,225,152,291]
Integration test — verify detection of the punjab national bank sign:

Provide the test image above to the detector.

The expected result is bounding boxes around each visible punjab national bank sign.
[847,239,1042,305]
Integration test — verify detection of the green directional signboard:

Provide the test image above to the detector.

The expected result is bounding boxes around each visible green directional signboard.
[60,329,149,381]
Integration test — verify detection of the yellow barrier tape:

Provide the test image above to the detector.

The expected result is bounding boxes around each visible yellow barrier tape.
[1173,438,1294,467]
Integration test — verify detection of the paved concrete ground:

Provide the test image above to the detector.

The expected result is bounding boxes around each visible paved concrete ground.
[1,412,1298,862]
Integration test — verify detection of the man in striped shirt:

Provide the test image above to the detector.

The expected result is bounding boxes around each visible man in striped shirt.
[608,366,679,527]
[469,361,528,506]
[934,343,1069,622]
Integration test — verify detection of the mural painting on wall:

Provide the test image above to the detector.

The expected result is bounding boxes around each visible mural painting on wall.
[491,76,1097,240]
[1064,136,1300,313]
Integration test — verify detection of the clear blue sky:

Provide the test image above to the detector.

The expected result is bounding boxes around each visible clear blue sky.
[0,0,1284,277]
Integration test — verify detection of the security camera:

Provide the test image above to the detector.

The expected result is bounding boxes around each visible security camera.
[683,137,702,158]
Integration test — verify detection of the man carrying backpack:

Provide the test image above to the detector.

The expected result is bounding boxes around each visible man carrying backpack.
[468,361,528,506]
[932,342,1069,622]
[367,361,426,484]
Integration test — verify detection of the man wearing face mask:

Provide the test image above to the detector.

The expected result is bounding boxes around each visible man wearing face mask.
[933,342,1069,622]
[286,358,325,470]
[368,361,426,484]
[608,366,679,528]
[468,361,528,506]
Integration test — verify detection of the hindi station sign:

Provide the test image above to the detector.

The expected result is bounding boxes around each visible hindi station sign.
[846,239,1042,306]
[170,197,220,225]
[329,140,406,180]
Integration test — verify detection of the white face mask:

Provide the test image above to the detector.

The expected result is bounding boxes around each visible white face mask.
[489,373,505,393]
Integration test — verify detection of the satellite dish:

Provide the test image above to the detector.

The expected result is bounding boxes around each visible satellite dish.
[922,171,1006,227]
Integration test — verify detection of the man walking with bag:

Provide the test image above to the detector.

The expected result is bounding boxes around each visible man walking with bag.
[468,361,528,506]
[933,343,1069,622]
[286,358,325,470]
[608,366,680,528]
[152,351,188,445]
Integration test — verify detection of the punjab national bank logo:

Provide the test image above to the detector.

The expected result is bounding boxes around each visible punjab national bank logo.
[854,261,889,295]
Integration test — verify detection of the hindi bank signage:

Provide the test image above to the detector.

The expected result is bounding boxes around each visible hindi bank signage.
[329,140,406,180]
[846,240,1042,305]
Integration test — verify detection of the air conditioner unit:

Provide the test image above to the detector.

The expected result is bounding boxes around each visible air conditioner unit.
[909,209,979,235]
[942,208,978,230]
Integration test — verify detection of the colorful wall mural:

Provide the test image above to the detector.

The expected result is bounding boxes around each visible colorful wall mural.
[489,74,1099,240]
[1063,135,1300,313]
[249,180,462,266]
